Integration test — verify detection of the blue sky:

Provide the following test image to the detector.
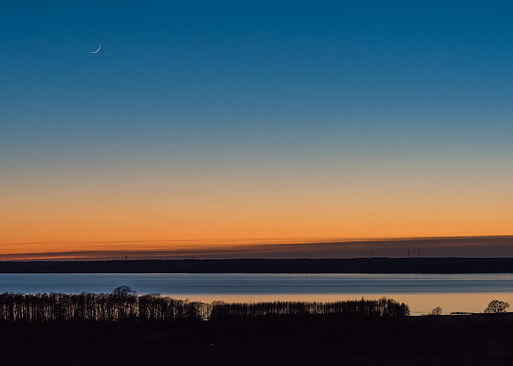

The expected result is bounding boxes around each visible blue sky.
[3,0,513,158]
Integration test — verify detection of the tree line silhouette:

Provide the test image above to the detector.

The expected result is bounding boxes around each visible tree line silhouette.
[0,292,409,323]
[210,298,410,319]
[0,292,207,322]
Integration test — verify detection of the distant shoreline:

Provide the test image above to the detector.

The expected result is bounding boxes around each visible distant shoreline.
[2,258,513,273]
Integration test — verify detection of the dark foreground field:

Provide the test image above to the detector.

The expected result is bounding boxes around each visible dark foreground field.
[4,314,513,366]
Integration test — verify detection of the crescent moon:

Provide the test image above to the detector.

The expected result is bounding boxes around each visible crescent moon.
[89,43,101,54]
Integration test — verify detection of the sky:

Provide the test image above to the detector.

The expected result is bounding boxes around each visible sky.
[2,1,513,258]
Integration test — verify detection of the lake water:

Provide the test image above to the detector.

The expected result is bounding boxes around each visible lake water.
[1,273,513,315]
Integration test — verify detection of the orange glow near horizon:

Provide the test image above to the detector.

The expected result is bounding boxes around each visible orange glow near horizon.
[3,200,513,255]
[3,155,513,256]
[3,205,513,256]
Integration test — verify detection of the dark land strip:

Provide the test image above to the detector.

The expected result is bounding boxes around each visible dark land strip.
[3,258,513,273]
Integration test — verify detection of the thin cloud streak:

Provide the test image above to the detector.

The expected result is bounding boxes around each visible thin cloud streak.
[2,236,513,261]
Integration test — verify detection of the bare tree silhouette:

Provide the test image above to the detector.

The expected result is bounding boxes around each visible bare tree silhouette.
[431,307,442,316]
[112,286,136,296]
[484,300,510,313]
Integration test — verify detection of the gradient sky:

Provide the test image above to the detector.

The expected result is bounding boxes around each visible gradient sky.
[2,1,513,256]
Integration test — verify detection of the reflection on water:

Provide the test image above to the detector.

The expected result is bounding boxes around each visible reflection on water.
[0,273,512,315]
[182,293,513,315]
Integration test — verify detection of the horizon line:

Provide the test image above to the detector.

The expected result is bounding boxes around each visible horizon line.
[2,234,513,261]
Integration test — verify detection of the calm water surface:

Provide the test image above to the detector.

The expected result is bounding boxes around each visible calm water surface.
[1,273,512,315]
